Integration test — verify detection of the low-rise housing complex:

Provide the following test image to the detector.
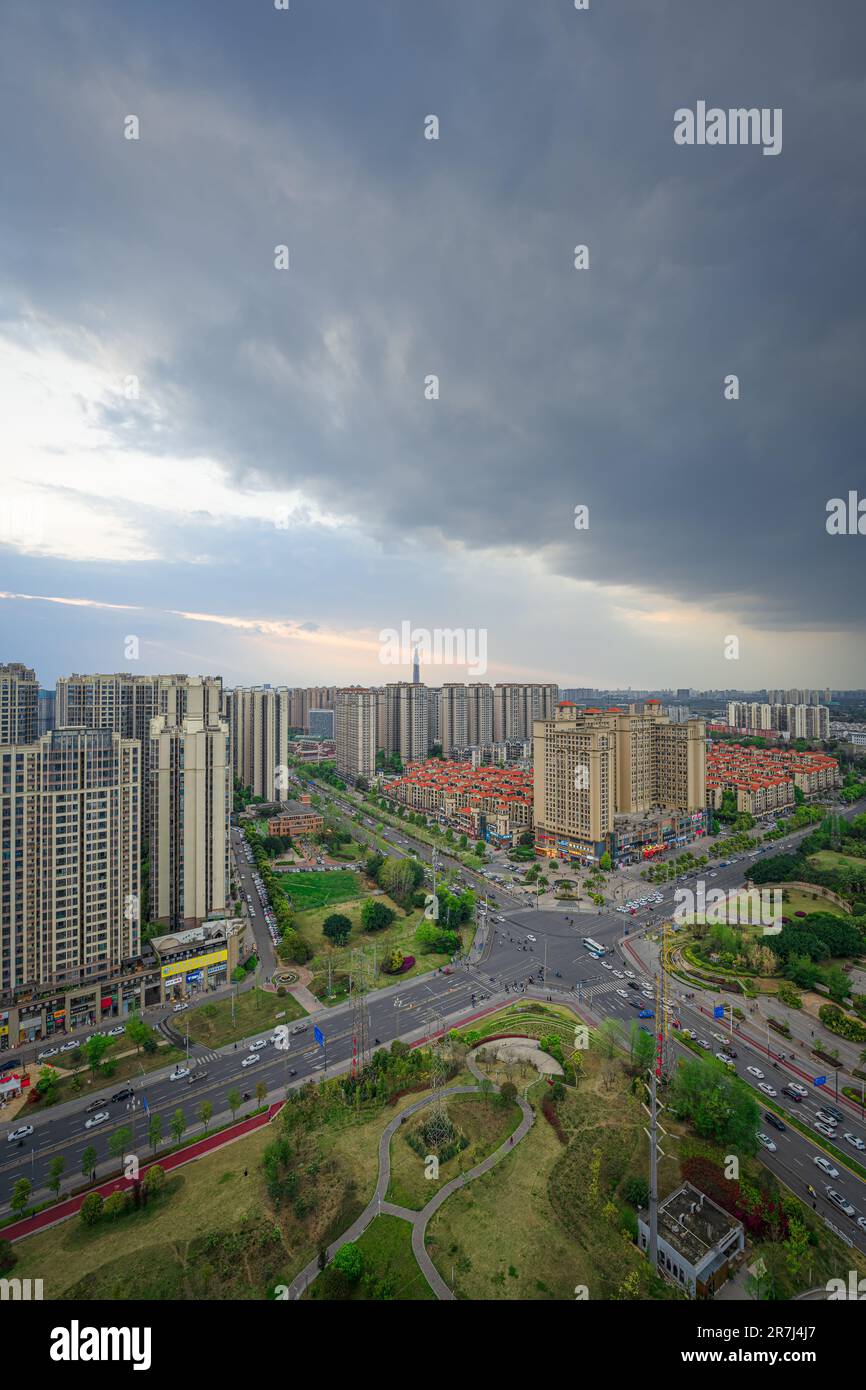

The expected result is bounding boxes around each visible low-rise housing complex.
[706,742,840,816]
[389,759,533,847]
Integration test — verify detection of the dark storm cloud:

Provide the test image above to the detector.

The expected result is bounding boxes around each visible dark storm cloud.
[1,0,864,641]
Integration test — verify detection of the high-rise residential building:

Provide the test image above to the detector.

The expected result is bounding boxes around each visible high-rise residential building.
[37,688,56,737]
[533,700,706,863]
[727,701,829,740]
[0,663,39,744]
[55,674,223,821]
[335,688,378,783]
[149,680,230,930]
[227,686,292,801]
[308,708,335,740]
[467,682,493,746]
[288,687,337,733]
[0,728,141,994]
[439,683,468,752]
[493,683,559,741]
[427,688,441,748]
[385,683,429,762]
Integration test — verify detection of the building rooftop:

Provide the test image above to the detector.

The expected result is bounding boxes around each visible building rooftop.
[642,1182,741,1266]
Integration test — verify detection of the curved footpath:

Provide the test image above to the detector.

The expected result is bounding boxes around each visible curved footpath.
[288,1052,534,1300]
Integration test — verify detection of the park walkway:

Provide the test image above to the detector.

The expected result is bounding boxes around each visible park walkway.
[287,1050,534,1301]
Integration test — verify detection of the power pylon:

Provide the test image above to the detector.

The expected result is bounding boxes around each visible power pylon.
[350,948,371,1078]
[653,918,675,1083]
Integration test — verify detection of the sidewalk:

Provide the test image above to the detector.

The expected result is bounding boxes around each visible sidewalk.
[3,1101,285,1243]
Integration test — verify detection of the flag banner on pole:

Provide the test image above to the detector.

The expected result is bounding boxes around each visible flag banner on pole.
[314,1026,325,1048]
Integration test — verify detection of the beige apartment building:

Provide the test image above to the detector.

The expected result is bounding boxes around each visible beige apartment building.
[439,683,469,752]
[467,682,494,746]
[0,663,38,745]
[534,700,706,863]
[385,682,429,762]
[227,685,293,801]
[335,687,378,783]
[149,680,230,930]
[493,683,558,741]
[0,728,141,996]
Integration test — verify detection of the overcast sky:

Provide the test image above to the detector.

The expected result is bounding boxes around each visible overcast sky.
[1,0,864,690]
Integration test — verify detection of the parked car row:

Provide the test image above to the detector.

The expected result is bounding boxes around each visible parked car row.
[35,1022,126,1061]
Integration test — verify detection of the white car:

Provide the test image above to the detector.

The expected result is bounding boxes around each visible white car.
[59,1040,79,1052]
[526,934,536,943]
[616,989,629,999]
[601,961,613,972]
[172,1003,188,1013]
[814,1155,839,1179]
[623,970,635,978]
[7,1125,34,1142]
[814,1120,837,1139]
[716,1053,735,1068]
[107,1025,125,1037]
[37,1048,58,1060]
[844,1132,866,1152]
[711,1033,726,1044]
[758,1133,777,1153]
[787,1082,808,1097]
[169,1067,190,1081]
[758,1083,777,1097]
[248,1039,268,1052]
[84,1111,109,1129]
[612,970,624,979]
[241,1054,260,1068]
[826,1188,856,1219]
[746,1066,765,1080]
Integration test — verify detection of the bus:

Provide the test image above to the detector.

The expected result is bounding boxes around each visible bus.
[583,937,606,957]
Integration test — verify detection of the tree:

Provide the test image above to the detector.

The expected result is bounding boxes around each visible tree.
[227,1087,242,1121]
[475,841,486,858]
[323,913,352,946]
[10,1178,31,1216]
[79,1192,104,1227]
[86,1033,111,1077]
[144,1163,166,1195]
[669,1057,760,1151]
[104,1191,128,1221]
[332,1241,364,1283]
[256,1080,267,1108]
[599,852,612,872]
[624,1176,649,1209]
[81,1144,98,1182]
[108,1126,133,1164]
[144,1115,162,1155]
[197,1100,213,1132]
[499,1080,518,1106]
[170,1108,186,1144]
[360,898,396,932]
[125,1017,151,1054]
[47,1154,66,1199]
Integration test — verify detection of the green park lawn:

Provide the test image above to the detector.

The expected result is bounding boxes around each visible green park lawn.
[184,986,306,1048]
[298,895,451,1002]
[277,868,365,911]
[808,849,866,874]
[782,885,850,917]
[386,1093,522,1211]
[307,1214,436,1301]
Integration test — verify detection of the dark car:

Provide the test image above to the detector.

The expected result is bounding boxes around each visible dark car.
[721,1048,738,1059]
[819,1104,844,1124]
[765,1112,787,1132]
[86,1097,109,1112]
[782,1086,803,1103]
[627,981,639,990]
[111,1087,135,1103]
[0,1057,23,1072]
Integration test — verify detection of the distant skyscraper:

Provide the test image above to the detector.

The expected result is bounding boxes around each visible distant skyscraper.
[0,663,39,744]
[412,645,420,685]
[308,708,335,740]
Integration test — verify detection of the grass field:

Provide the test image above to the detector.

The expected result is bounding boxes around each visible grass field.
[307,1214,436,1300]
[277,868,364,911]
[184,986,306,1048]
[300,894,449,999]
[808,849,866,874]
[782,885,850,917]
[426,1059,672,1301]
[386,1093,521,1211]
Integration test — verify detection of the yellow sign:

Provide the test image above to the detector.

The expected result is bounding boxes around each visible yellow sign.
[161,949,227,980]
